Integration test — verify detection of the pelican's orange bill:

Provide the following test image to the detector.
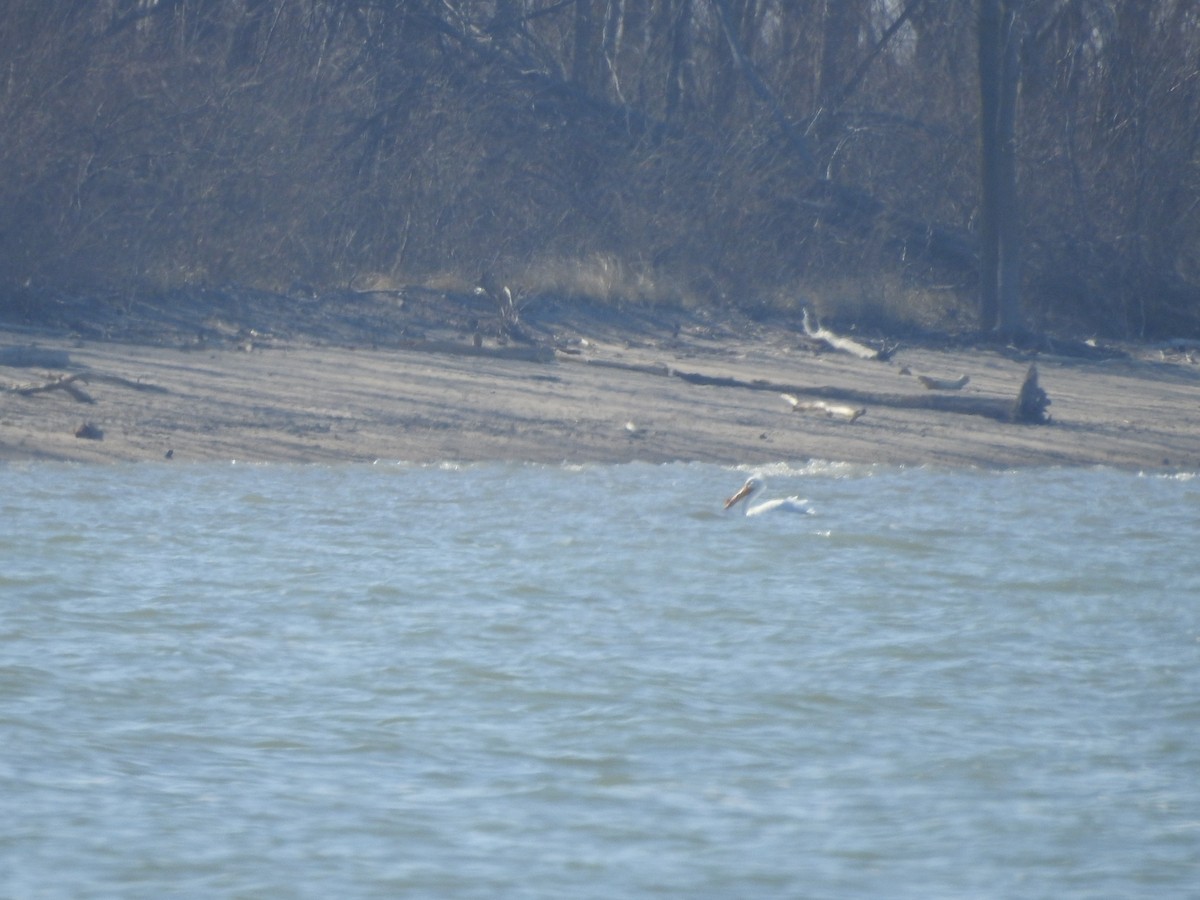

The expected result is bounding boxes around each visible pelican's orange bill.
[724,483,753,509]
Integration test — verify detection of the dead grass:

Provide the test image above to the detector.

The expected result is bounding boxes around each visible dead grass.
[760,273,975,336]
[515,254,696,310]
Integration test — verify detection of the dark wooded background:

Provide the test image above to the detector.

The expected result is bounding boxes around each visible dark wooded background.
[1,1,1196,337]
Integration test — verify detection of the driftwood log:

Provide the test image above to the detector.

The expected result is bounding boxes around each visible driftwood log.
[5,371,168,402]
[400,336,1041,427]
[675,364,1049,424]
[801,309,895,361]
[781,393,866,422]
[916,374,970,391]
[572,356,1050,425]
[7,372,95,402]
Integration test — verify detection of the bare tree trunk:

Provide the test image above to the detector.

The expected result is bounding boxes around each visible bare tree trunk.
[813,0,859,138]
[602,0,627,101]
[709,0,815,167]
[978,0,1023,338]
[995,6,1022,337]
[664,0,694,122]
[572,0,599,87]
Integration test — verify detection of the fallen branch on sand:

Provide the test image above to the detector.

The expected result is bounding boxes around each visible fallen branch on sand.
[781,393,866,422]
[572,355,1050,424]
[916,374,970,391]
[681,364,1046,424]
[6,371,168,402]
[802,309,896,361]
[7,372,95,402]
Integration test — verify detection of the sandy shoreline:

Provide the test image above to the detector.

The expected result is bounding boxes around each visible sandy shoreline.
[3,305,1199,470]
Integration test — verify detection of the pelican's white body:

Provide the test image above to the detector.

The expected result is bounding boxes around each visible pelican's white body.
[723,475,810,517]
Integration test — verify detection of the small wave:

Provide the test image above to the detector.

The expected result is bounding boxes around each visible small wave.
[726,458,880,479]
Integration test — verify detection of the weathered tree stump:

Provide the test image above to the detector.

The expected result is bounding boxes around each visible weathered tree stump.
[1010,364,1050,424]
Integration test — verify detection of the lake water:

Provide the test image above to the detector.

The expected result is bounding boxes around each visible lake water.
[2,460,1198,898]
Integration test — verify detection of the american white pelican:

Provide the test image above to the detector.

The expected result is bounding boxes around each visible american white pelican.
[723,475,810,517]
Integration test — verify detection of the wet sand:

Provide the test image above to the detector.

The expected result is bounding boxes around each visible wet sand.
[3,302,1199,469]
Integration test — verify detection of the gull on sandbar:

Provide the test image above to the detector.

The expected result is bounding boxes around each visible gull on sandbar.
[723,475,811,517]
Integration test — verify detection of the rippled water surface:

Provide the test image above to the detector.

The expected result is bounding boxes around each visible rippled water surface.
[2,461,1198,898]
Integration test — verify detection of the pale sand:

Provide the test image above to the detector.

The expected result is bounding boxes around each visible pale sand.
[2,314,1199,470]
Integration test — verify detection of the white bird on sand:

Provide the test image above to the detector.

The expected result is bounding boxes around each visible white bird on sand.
[723,475,811,517]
